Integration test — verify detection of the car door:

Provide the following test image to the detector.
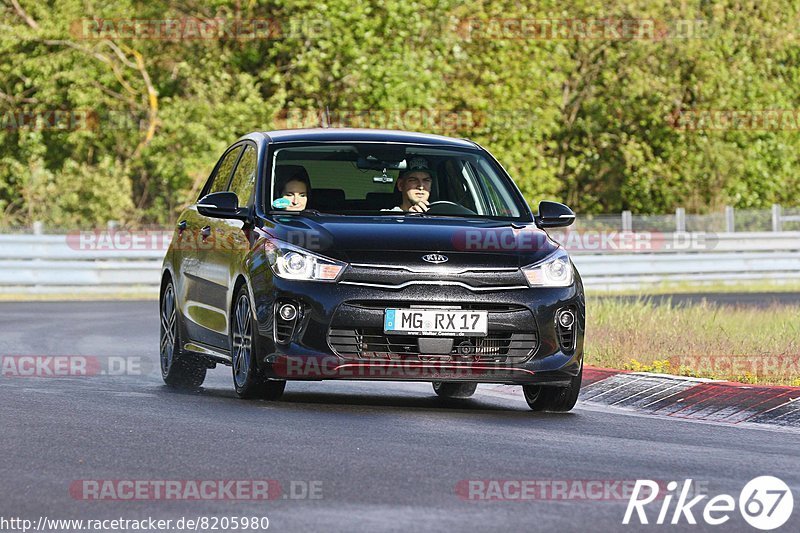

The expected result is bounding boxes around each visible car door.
[180,144,243,348]
[212,143,258,350]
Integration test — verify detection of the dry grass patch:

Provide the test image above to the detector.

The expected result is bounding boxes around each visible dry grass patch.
[585,298,800,386]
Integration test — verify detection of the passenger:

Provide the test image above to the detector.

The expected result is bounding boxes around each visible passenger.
[274,166,311,211]
[389,157,433,212]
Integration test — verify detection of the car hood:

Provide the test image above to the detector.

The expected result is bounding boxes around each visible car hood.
[262,215,560,268]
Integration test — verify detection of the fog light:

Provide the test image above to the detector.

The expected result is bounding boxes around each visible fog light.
[558,309,575,328]
[279,303,298,321]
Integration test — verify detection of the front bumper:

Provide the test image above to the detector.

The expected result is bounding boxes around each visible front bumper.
[252,275,585,385]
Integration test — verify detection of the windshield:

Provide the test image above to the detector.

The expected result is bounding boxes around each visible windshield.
[269,143,527,219]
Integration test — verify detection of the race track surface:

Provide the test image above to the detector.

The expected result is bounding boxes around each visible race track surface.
[1,301,798,532]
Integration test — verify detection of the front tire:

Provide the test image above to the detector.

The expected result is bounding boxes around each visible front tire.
[160,280,206,389]
[523,367,582,412]
[231,285,286,400]
[432,381,478,399]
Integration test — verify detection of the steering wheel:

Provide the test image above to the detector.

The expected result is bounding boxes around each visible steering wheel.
[425,201,476,215]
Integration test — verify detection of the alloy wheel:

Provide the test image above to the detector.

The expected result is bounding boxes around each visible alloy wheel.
[160,284,177,375]
[232,293,253,388]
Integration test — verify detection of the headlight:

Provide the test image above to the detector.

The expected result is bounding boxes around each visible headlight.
[521,249,574,287]
[265,240,347,282]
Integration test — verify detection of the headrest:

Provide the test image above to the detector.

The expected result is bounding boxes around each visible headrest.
[308,188,345,210]
[274,165,309,183]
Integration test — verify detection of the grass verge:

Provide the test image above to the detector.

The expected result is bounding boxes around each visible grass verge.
[586,279,800,296]
[585,298,800,386]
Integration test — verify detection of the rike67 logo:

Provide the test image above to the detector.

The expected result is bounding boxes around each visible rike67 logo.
[624,477,794,530]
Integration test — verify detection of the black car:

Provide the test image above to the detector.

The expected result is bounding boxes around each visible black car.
[160,129,585,411]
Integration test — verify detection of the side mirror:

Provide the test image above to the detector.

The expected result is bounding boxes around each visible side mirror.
[197,192,249,220]
[534,201,576,228]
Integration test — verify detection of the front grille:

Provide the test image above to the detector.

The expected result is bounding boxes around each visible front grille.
[328,301,538,363]
[340,265,528,290]
[329,328,538,363]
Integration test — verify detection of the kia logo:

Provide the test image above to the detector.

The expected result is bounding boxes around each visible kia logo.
[422,253,448,264]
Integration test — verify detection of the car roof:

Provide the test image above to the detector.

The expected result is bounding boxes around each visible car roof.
[255,128,479,148]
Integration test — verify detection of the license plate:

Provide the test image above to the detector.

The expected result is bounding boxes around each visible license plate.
[383,309,488,336]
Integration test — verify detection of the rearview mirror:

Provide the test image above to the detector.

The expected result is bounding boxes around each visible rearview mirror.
[197,192,249,221]
[356,156,407,171]
[534,201,576,228]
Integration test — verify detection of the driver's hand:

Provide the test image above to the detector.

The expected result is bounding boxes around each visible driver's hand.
[409,200,430,213]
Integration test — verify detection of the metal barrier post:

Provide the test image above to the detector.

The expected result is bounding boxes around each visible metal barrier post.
[725,206,735,232]
[676,208,686,233]
[772,204,782,232]
[622,211,632,232]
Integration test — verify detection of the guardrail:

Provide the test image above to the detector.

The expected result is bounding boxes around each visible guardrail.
[573,204,800,233]
[559,231,800,289]
[0,233,166,294]
[1,231,799,293]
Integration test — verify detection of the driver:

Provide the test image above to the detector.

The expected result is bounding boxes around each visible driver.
[390,157,433,212]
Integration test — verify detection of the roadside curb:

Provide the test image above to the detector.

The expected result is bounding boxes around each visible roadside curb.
[485,366,800,429]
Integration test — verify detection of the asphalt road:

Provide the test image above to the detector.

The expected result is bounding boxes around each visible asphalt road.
[1,301,798,533]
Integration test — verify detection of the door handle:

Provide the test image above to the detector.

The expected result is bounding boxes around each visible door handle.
[200,226,211,239]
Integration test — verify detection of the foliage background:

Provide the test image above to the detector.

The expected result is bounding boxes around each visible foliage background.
[1,0,799,228]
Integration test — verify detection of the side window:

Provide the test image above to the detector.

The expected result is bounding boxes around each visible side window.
[200,146,243,199]
[228,145,257,206]
[441,159,476,210]
[472,160,519,217]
